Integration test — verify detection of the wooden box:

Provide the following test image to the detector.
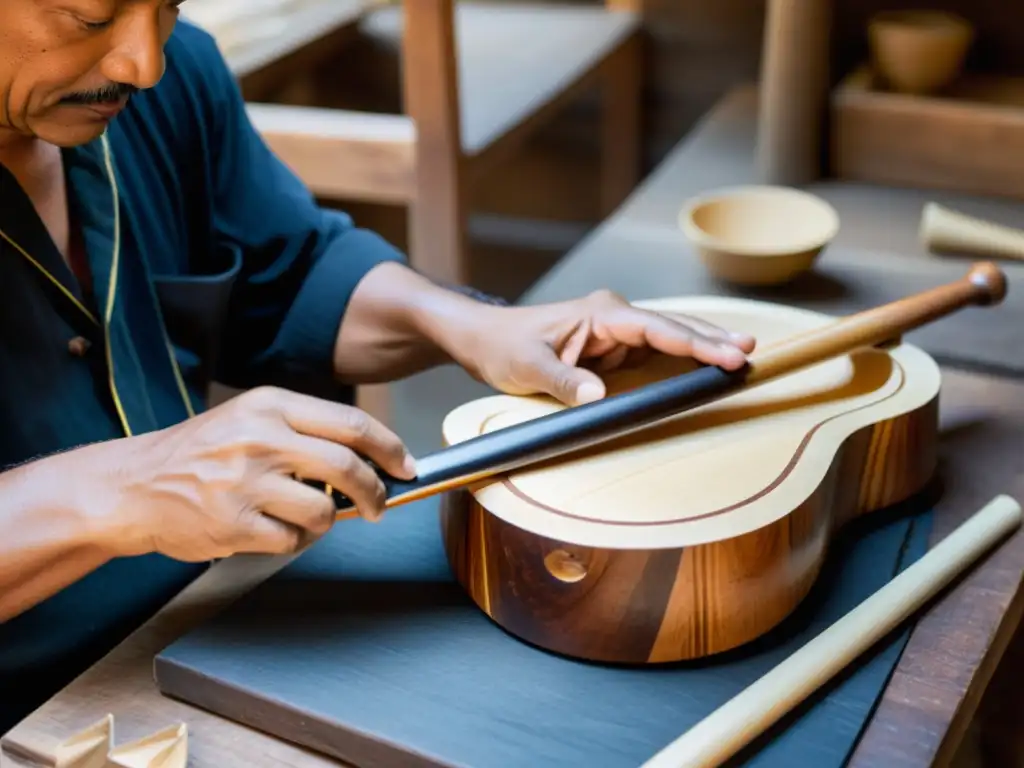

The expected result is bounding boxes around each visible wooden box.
[830,66,1024,200]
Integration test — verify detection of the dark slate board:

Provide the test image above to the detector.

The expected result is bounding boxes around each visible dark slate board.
[154,494,933,768]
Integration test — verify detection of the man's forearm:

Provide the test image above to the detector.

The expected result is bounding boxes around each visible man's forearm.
[332,261,504,384]
[0,451,116,623]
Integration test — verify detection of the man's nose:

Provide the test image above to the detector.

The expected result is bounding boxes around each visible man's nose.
[100,13,166,91]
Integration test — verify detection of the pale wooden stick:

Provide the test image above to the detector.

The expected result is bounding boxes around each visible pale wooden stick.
[920,202,1024,262]
[641,494,1022,768]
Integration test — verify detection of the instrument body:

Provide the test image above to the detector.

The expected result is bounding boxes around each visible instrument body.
[439,297,941,663]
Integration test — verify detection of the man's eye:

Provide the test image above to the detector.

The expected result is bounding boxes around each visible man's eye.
[80,17,113,30]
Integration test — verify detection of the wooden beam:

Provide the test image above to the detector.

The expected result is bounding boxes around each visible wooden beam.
[401,0,469,285]
[246,103,416,204]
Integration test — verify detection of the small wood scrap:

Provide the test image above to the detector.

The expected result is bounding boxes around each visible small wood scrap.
[10,716,188,768]
[105,723,187,768]
[53,715,112,768]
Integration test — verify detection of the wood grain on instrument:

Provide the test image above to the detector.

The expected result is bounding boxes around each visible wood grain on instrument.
[440,296,942,663]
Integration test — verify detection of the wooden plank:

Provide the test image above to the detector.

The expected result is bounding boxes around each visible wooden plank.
[521,85,1024,378]
[246,103,416,203]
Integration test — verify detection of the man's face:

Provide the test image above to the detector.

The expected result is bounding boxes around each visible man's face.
[0,0,184,148]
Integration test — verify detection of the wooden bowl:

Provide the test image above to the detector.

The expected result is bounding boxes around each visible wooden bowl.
[868,10,974,95]
[678,185,839,286]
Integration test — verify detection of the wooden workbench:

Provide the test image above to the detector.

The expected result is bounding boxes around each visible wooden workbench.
[3,85,1024,767]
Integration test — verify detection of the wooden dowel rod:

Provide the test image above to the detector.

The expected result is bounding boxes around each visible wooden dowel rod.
[640,494,1023,768]
[745,261,1005,383]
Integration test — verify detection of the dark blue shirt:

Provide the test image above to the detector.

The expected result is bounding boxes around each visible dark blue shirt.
[0,20,405,728]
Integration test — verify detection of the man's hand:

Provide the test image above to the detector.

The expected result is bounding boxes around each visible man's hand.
[97,387,415,562]
[441,289,757,406]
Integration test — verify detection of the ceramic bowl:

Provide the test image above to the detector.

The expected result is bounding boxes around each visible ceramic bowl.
[678,185,840,286]
[868,10,974,95]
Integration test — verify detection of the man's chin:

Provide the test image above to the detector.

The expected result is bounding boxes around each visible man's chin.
[26,113,116,148]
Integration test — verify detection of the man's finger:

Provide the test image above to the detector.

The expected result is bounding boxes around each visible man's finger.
[594,344,631,371]
[617,308,752,370]
[516,348,607,406]
[276,433,388,522]
[249,472,337,536]
[275,391,415,480]
[231,510,304,556]
[655,311,757,352]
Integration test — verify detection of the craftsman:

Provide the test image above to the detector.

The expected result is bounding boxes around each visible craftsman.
[0,0,755,729]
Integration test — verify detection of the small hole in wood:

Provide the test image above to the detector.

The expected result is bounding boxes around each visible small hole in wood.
[544,549,588,583]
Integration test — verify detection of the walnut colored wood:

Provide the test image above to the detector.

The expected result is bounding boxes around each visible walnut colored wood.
[438,294,945,663]
[641,494,1022,768]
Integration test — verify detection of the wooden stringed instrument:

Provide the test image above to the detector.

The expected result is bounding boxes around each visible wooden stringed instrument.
[332,262,1007,663]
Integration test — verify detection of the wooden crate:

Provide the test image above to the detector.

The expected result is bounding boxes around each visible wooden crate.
[830,65,1024,200]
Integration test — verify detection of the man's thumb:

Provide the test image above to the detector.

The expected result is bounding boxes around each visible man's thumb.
[531,354,606,406]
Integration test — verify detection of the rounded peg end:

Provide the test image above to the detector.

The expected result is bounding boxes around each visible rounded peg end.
[968,261,1008,305]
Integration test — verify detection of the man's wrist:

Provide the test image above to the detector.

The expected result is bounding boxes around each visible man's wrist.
[437,283,510,308]
[399,269,513,363]
[0,444,129,561]
[334,260,511,381]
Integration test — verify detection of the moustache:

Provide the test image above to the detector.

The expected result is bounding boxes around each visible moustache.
[59,83,138,105]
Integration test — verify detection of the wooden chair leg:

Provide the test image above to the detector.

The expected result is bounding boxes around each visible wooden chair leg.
[406,173,470,286]
[600,32,644,216]
[402,0,470,285]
